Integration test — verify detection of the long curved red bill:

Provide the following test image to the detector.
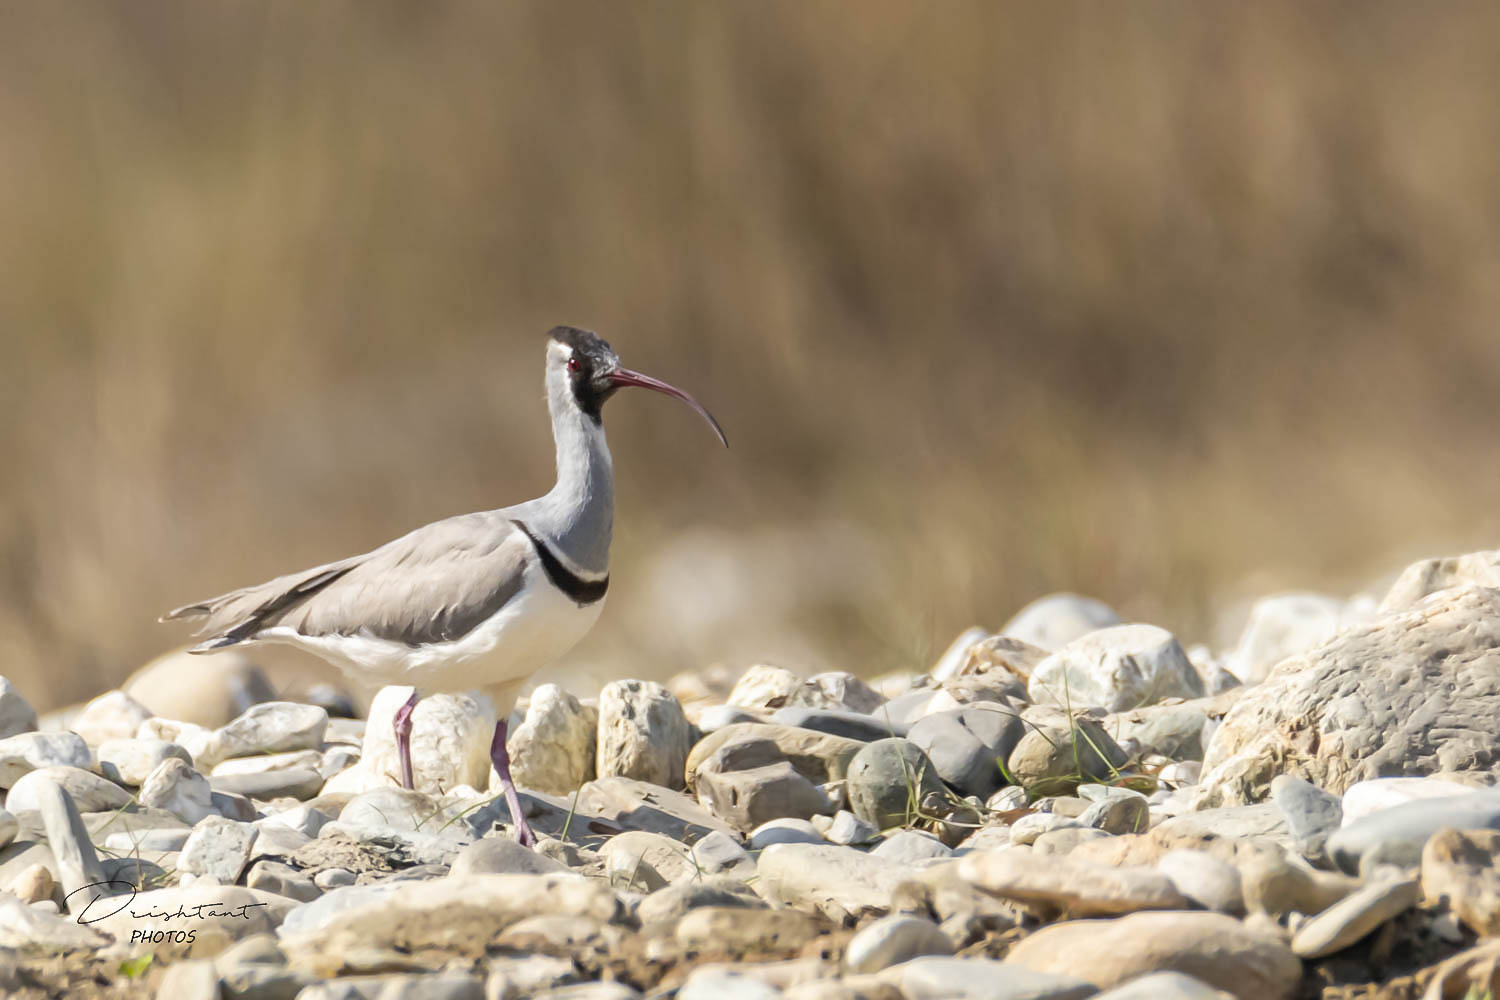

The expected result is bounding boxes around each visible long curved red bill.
[609,367,728,447]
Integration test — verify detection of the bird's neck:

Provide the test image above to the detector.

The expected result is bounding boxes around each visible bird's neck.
[534,379,614,575]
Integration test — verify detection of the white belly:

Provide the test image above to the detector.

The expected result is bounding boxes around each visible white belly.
[260,560,605,696]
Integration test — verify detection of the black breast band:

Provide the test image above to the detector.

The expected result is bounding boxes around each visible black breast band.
[511,520,609,606]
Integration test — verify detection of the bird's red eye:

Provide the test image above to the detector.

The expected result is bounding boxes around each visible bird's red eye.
[567,357,581,373]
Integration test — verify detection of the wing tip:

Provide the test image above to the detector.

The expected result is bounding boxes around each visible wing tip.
[188,635,242,654]
[160,603,210,623]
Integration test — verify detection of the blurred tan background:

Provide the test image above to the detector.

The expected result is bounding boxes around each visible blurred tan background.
[5,2,1500,712]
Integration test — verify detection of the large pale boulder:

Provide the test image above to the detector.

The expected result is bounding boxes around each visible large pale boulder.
[1197,585,1500,807]
[595,680,691,791]
[506,684,597,795]
[343,687,494,794]
[1002,593,1121,651]
[1380,549,1500,612]
[125,648,276,728]
[1029,624,1203,712]
[1004,911,1301,999]
[1225,592,1367,685]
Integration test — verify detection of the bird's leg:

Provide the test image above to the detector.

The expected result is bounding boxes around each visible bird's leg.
[392,690,420,790]
[489,718,537,848]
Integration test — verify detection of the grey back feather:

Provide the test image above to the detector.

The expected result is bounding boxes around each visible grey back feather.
[170,512,533,649]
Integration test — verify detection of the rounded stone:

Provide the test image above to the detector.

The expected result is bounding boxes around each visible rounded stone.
[845,914,953,974]
[846,738,946,831]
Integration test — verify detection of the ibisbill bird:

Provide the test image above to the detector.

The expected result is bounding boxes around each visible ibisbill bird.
[162,326,726,846]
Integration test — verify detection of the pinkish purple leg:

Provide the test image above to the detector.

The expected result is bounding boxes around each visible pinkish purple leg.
[490,718,536,847]
[393,690,420,790]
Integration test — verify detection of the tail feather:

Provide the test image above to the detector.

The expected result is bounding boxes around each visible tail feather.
[160,602,212,623]
[159,559,361,649]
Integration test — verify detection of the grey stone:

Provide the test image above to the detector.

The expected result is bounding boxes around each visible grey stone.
[509,684,597,795]
[1151,802,1290,845]
[772,706,905,742]
[749,817,825,848]
[1156,849,1243,914]
[213,789,258,823]
[688,723,866,790]
[313,868,356,889]
[1008,813,1084,845]
[698,761,833,830]
[179,815,257,883]
[602,829,697,890]
[260,805,331,839]
[1079,788,1150,835]
[0,732,92,787]
[96,738,192,787]
[694,704,764,733]
[210,748,321,777]
[962,848,1189,916]
[0,678,37,741]
[1270,773,1342,860]
[883,956,1097,1000]
[70,689,154,746]
[1032,827,1111,856]
[907,706,1026,798]
[7,764,130,813]
[211,767,324,801]
[1291,877,1421,958]
[726,664,806,711]
[33,779,107,906]
[595,680,691,790]
[1102,698,1219,763]
[1198,585,1500,806]
[756,843,907,923]
[845,914,953,974]
[846,738,946,830]
[206,700,329,766]
[1005,911,1300,999]
[1003,593,1122,651]
[1030,624,1204,712]
[825,809,879,846]
[1341,776,1480,825]
[276,874,618,957]
[244,859,321,902]
[636,877,765,926]
[879,690,945,728]
[571,775,737,841]
[1226,592,1360,685]
[1239,848,1359,919]
[1006,720,1129,796]
[1381,548,1500,611]
[125,648,276,729]
[1326,788,1500,875]
[450,836,571,878]
[690,829,754,875]
[139,757,217,824]
[872,829,954,864]
[104,826,191,853]
[1092,972,1234,1000]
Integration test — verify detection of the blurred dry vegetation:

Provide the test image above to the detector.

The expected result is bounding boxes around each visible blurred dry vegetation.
[5,2,1500,711]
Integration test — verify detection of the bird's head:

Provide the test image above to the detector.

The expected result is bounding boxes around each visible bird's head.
[546,326,727,447]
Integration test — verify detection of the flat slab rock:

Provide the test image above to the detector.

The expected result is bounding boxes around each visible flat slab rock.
[1197,584,1500,806]
[1005,910,1302,1000]
[959,848,1189,916]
